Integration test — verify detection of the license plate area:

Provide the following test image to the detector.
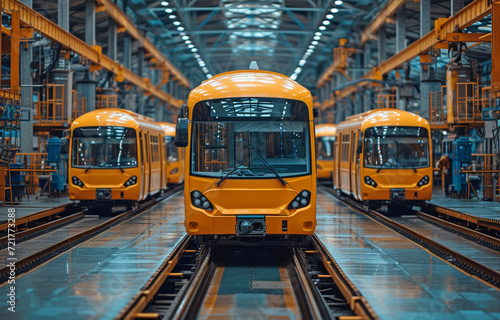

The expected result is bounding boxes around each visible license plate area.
[390,188,405,201]
[236,215,266,236]
[96,188,112,201]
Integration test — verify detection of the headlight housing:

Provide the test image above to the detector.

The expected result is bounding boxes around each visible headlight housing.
[364,176,378,187]
[288,190,311,210]
[417,175,430,187]
[191,190,213,211]
[72,176,84,187]
[170,168,179,175]
[124,176,138,187]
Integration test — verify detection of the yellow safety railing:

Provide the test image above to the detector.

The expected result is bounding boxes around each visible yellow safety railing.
[429,85,446,127]
[96,94,117,109]
[34,84,69,125]
[377,94,397,109]
[13,153,48,194]
[72,91,87,120]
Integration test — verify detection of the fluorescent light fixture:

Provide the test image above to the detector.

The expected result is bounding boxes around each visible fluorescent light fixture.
[188,44,194,48]
[315,32,322,36]
[173,21,181,26]
[169,15,176,19]
[206,74,212,79]
[191,48,198,52]
[299,59,306,66]
[314,36,321,40]
[177,26,184,31]
[335,0,343,5]
[182,35,189,40]
[312,41,318,45]
[165,8,173,13]
[326,14,334,19]
[161,1,169,6]
[319,26,326,30]
[331,8,339,13]
[185,40,192,44]
[322,20,330,25]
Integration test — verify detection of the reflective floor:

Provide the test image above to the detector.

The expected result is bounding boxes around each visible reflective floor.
[0,191,186,320]
[316,189,500,320]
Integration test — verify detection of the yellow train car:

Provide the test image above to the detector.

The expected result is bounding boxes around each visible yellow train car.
[333,109,432,210]
[69,109,166,209]
[315,123,337,182]
[174,67,317,242]
[159,122,185,186]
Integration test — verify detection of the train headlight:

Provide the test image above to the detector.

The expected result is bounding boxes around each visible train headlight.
[72,176,84,187]
[364,176,378,187]
[124,176,138,187]
[417,175,430,187]
[191,190,213,211]
[288,190,311,210]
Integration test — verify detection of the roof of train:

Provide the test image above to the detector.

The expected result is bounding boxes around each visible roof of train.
[158,122,176,136]
[71,108,160,131]
[337,108,430,131]
[187,69,312,106]
[315,123,337,136]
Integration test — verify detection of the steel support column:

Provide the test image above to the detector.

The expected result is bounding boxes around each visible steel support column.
[80,0,96,112]
[57,0,69,31]
[452,0,465,15]
[420,0,432,119]
[396,5,406,53]
[108,18,117,61]
[56,0,72,126]
[20,0,32,152]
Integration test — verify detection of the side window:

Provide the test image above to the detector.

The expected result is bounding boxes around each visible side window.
[351,133,356,163]
[140,134,144,165]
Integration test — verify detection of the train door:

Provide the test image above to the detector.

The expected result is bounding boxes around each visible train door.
[139,132,145,199]
[355,130,363,198]
[350,132,356,195]
[145,132,151,196]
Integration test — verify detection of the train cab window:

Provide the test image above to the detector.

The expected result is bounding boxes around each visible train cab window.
[363,126,430,169]
[190,98,311,178]
[317,136,335,160]
[71,127,138,168]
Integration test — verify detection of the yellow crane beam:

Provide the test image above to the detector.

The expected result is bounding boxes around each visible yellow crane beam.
[324,0,492,103]
[95,0,189,88]
[2,0,184,107]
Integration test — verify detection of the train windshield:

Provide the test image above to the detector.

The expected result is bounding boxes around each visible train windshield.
[190,98,311,178]
[165,136,178,162]
[317,136,335,160]
[71,126,138,169]
[363,126,430,169]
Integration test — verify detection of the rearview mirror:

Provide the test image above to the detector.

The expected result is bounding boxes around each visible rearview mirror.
[174,118,189,147]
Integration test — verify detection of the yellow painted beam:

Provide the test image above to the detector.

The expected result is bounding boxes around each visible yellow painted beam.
[332,0,492,101]
[492,1,500,91]
[360,0,411,45]
[446,32,491,42]
[1,0,183,107]
[95,0,189,88]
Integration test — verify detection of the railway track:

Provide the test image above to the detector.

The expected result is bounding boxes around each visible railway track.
[320,185,500,288]
[0,186,183,283]
[118,236,378,320]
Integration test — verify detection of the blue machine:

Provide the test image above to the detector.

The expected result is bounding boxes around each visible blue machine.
[447,137,472,195]
[47,137,68,192]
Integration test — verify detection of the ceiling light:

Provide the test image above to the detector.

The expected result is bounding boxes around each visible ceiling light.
[195,54,201,59]
[206,74,212,79]
[198,61,206,67]
[173,21,181,26]
[322,20,330,25]
[185,40,192,44]
[314,36,321,40]
[191,48,198,52]
[308,45,315,49]
[315,32,322,36]
[182,35,189,40]
[335,0,343,5]
[290,74,298,80]
[299,59,306,66]
[161,1,169,6]
[326,14,334,19]
[202,67,208,73]
[165,8,173,13]
[177,26,184,31]
[188,44,194,48]
[331,8,339,13]
[319,26,326,31]
[169,15,176,19]
[312,41,318,45]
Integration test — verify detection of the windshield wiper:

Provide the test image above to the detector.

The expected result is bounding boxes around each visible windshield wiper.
[249,146,287,186]
[216,167,242,186]
[84,165,93,173]
[376,162,388,173]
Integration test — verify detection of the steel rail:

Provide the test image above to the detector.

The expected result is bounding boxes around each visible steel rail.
[416,210,500,250]
[116,235,195,320]
[425,203,500,233]
[0,186,183,283]
[311,235,380,320]
[0,203,74,233]
[0,211,85,247]
[320,186,500,288]
[289,248,333,320]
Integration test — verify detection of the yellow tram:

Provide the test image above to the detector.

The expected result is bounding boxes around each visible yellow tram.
[315,123,337,182]
[175,67,317,241]
[69,109,167,209]
[333,109,432,209]
[159,122,185,186]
